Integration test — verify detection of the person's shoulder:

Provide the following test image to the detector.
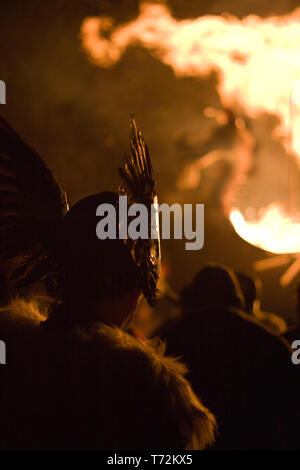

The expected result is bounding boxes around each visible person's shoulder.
[227,307,294,360]
[187,304,292,355]
[39,321,216,449]
[0,296,45,334]
[84,322,186,376]
[84,323,216,449]
[232,307,286,337]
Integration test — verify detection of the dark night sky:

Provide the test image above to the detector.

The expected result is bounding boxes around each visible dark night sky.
[1,0,300,321]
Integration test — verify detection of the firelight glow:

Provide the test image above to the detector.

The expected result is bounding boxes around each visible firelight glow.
[230,205,300,254]
[81,2,300,157]
[81,3,300,255]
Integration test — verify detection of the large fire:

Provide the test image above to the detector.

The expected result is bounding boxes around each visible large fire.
[81,3,300,256]
[81,2,300,156]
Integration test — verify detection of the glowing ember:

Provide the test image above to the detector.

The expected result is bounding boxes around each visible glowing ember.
[81,3,300,158]
[230,205,300,254]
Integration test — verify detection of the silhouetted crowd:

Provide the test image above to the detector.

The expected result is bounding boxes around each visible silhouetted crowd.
[0,195,299,450]
[151,264,300,449]
[0,115,299,450]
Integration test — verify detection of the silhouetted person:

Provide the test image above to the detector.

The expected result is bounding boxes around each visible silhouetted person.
[236,271,287,334]
[284,283,300,344]
[158,263,300,449]
[0,117,216,449]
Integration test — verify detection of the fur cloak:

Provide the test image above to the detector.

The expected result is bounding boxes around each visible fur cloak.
[0,296,216,449]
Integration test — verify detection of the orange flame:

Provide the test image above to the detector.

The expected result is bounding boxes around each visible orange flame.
[81,2,300,156]
[81,3,300,255]
[230,205,300,254]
